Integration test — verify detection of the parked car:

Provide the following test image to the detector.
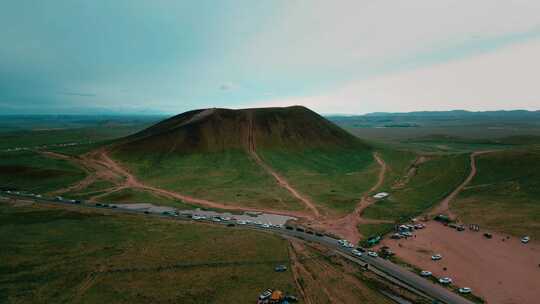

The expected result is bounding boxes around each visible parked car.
[367,251,378,258]
[439,277,452,284]
[236,220,247,225]
[521,236,530,244]
[458,287,472,294]
[420,270,432,277]
[262,223,271,228]
[431,254,442,261]
[274,265,288,272]
[259,289,273,300]
[351,249,363,257]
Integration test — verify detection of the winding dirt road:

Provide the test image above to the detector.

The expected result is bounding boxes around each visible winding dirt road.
[429,151,492,218]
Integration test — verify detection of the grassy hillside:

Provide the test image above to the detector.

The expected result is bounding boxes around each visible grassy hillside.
[259,148,377,215]
[362,154,470,222]
[113,149,306,211]
[0,151,86,193]
[0,203,298,303]
[452,148,540,239]
[111,106,373,213]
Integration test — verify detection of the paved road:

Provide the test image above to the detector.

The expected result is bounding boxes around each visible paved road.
[2,191,475,304]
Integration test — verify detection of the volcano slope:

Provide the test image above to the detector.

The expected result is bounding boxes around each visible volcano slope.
[110,106,374,215]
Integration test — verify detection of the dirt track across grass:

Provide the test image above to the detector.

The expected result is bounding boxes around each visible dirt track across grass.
[311,152,388,243]
[429,151,492,218]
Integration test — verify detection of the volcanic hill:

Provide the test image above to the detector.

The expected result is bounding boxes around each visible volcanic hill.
[110,106,375,214]
[114,106,369,154]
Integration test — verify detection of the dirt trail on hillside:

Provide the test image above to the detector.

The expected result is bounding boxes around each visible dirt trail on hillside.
[312,152,388,243]
[429,151,493,218]
[246,113,321,217]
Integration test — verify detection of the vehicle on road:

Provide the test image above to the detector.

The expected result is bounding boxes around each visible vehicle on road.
[439,277,452,284]
[420,270,432,277]
[431,254,442,261]
[458,287,472,294]
[212,217,221,222]
[351,249,363,257]
[367,251,378,258]
[262,223,270,228]
[236,220,247,225]
[521,236,530,244]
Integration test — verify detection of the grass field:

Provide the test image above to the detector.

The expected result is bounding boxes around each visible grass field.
[98,188,196,210]
[0,151,87,193]
[452,148,540,239]
[259,148,378,216]
[362,154,470,223]
[112,149,306,211]
[0,202,299,303]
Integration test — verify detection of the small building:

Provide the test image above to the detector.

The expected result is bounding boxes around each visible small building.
[373,192,389,199]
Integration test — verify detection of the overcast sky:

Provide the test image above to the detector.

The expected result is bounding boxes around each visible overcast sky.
[1,0,540,114]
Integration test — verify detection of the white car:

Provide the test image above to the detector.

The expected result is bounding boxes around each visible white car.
[351,249,363,257]
[212,217,221,222]
[521,236,530,244]
[367,251,378,258]
[439,277,452,284]
[458,287,472,294]
[420,270,432,277]
[431,254,442,261]
[236,220,247,225]
[262,224,270,228]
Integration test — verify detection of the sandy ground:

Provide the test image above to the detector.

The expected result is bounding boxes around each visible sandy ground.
[380,222,540,304]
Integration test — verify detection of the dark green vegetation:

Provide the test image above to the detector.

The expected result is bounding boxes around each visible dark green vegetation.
[453,148,540,239]
[99,188,195,210]
[0,203,298,303]
[362,154,469,222]
[0,151,86,193]
[112,106,374,213]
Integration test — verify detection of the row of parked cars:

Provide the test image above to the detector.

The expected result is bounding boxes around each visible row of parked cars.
[338,239,381,258]
[421,254,472,294]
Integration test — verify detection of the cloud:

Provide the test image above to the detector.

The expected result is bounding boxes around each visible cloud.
[253,38,540,114]
[57,92,97,97]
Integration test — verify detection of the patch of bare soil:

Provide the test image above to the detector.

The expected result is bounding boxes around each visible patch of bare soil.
[381,222,540,304]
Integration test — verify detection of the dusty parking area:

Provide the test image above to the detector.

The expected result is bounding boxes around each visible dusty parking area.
[380,222,540,304]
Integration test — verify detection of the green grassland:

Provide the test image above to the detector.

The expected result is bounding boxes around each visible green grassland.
[112,149,306,211]
[98,188,196,210]
[362,154,470,223]
[452,148,540,239]
[0,203,299,303]
[0,151,86,193]
[259,148,377,216]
